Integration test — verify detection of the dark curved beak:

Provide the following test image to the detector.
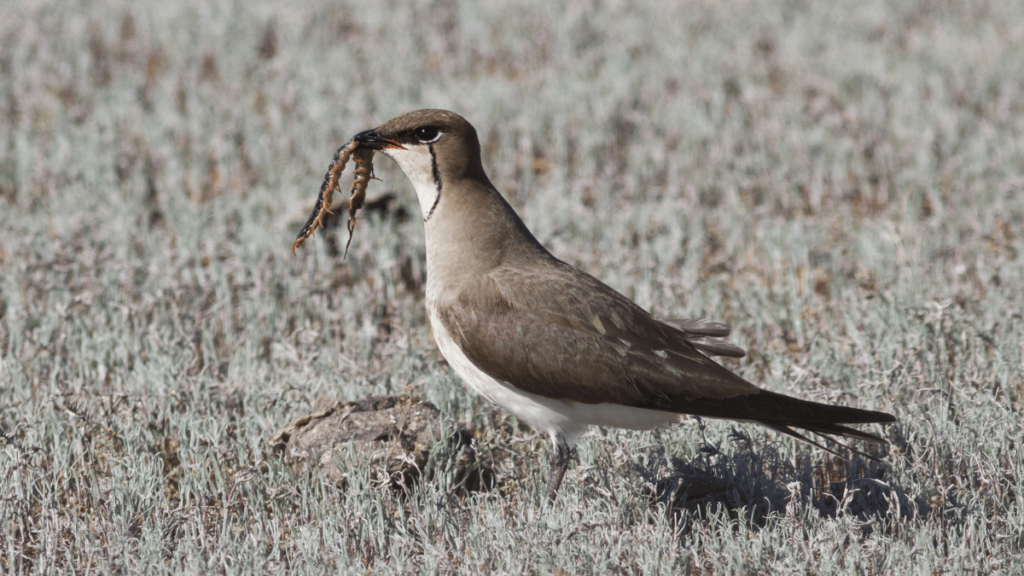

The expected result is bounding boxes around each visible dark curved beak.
[353,129,405,150]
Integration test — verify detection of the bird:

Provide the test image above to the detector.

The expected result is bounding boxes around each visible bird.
[345,109,896,501]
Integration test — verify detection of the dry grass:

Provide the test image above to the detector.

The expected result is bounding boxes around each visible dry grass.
[1,0,1023,573]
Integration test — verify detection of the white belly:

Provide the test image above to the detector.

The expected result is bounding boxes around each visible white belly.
[427,307,682,444]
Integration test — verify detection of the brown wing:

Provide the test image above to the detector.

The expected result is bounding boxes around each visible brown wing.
[436,259,895,431]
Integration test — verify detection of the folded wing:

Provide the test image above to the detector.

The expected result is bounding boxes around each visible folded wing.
[436,259,894,445]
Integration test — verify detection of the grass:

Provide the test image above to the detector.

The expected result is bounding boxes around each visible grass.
[1,0,1023,573]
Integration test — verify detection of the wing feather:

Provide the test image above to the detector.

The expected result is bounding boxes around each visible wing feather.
[436,259,894,437]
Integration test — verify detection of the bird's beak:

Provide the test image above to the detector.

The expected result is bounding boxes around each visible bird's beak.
[352,129,405,151]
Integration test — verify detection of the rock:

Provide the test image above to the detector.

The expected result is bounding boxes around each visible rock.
[270,395,493,493]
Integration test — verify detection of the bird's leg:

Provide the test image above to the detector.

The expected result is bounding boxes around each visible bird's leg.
[544,434,573,501]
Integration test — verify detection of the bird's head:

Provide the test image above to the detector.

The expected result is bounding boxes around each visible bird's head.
[352,109,488,221]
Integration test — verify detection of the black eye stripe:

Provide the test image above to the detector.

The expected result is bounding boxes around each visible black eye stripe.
[425,145,442,222]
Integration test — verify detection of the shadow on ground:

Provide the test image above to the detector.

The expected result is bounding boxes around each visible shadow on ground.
[632,427,925,532]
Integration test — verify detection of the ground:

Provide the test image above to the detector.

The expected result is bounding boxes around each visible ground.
[1,0,1022,573]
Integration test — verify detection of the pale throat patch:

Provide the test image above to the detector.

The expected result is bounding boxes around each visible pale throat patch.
[383,146,439,220]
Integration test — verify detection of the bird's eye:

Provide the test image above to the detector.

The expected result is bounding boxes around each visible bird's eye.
[414,126,442,143]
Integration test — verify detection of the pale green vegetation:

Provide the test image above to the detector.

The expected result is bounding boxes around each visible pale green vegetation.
[1,0,1023,573]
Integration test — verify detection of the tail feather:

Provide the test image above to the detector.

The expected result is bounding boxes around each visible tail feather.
[662,317,747,358]
[763,421,889,462]
[798,421,889,444]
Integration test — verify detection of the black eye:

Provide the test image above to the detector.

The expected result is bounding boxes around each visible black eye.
[414,126,441,143]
